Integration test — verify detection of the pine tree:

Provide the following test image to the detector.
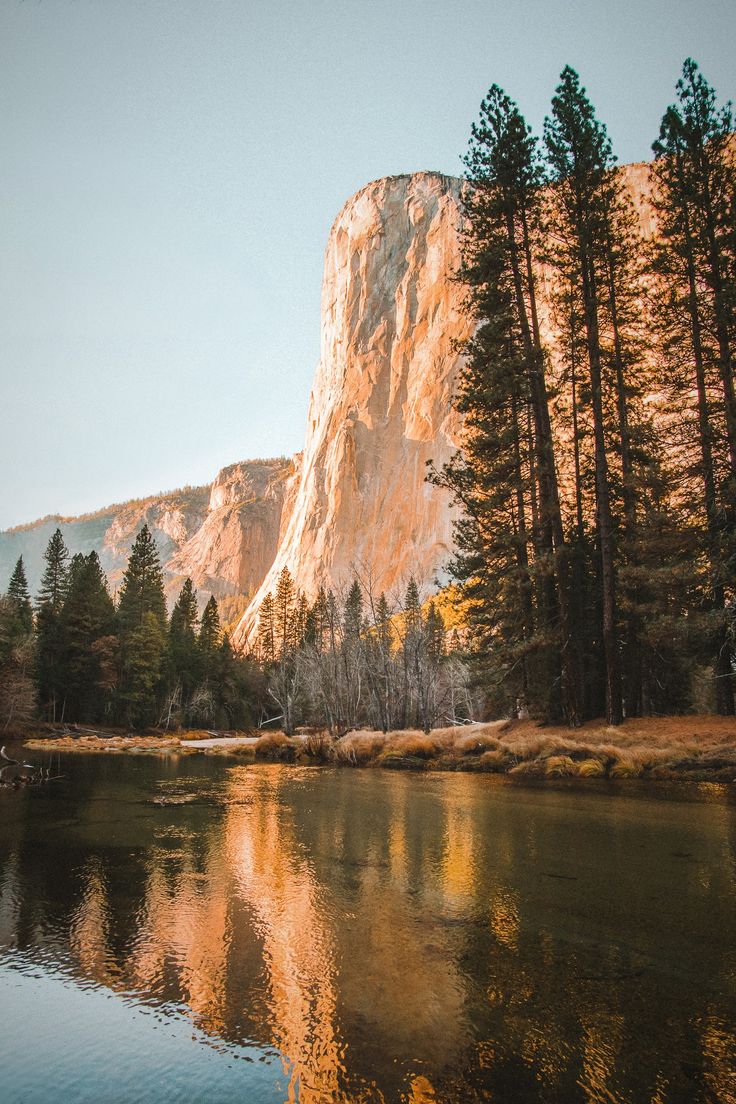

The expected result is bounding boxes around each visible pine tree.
[37,529,70,611]
[116,525,167,633]
[6,557,33,636]
[274,567,296,659]
[168,578,200,705]
[35,530,70,721]
[63,552,116,721]
[116,526,167,726]
[544,66,625,724]
[434,83,582,723]
[650,59,736,714]
[258,592,276,664]
[198,596,222,682]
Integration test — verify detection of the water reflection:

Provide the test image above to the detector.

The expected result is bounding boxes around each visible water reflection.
[1,758,736,1103]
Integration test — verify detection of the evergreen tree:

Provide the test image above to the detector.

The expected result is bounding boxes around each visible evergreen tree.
[0,596,36,727]
[651,59,736,713]
[116,525,167,633]
[544,66,625,724]
[198,596,222,683]
[274,567,296,659]
[116,526,167,726]
[35,530,70,721]
[258,592,276,664]
[6,557,33,636]
[168,578,200,705]
[63,552,115,721]
[37,529,69,611]
[433,83,581,722]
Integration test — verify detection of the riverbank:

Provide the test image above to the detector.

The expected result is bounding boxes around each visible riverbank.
[20,715,736,781]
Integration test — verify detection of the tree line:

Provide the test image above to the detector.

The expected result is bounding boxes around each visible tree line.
[0,525,263,730]
[432,59,735,725]
[256,567,474,735]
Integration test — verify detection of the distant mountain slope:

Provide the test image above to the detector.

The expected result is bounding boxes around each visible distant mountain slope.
[0,458,291,610]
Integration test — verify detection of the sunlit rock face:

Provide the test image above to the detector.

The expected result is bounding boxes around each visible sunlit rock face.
[167,459,292,602]
[232,172,474,648]
[0,458,290,610]
[232,162,657,648]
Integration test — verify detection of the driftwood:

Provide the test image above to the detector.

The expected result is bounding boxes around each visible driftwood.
[0,746,63,788]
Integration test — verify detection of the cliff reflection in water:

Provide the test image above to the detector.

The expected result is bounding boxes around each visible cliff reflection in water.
[1,759,736,1103]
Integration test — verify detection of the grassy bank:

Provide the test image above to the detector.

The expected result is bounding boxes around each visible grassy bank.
[21,715,736,781]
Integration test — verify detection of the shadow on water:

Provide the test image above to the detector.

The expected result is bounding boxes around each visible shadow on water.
[1,753,736,1102]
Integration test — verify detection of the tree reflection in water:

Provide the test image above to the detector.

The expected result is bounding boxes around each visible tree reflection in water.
[1,758,735,1103]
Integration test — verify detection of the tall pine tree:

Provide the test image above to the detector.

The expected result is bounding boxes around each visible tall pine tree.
[651,59,736,713]
[116,526,167,726]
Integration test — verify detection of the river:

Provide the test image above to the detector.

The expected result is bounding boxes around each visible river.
[1,754,735,1103]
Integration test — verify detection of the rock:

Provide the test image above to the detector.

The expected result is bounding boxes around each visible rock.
[232,172,473,647]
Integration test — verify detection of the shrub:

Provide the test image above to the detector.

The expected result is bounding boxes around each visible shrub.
[255,731,294,761]
[478,749,511,772]
[331,731,385,766]
[453,733,502,756]
[577,758,606,778]
[302,730,332,762]
[608,756,642,778]
[545,755,577,777]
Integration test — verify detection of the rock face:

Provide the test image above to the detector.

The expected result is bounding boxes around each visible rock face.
[232,173,474,648]
[231,163,657,648]
[0,458,290,612]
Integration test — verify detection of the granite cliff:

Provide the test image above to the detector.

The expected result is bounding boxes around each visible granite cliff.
[231,172,474,648]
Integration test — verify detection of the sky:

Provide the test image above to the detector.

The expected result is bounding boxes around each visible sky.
[1,0,734,530]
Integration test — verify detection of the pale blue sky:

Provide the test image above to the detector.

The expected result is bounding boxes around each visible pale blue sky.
[1,0,734,529]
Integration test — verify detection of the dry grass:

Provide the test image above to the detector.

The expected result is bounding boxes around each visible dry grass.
[301,730,333,762]
[254,731,294,761]
[378,731,444,761]
[332,731,387,766]
[22,714,736,781]
[322,715,736,780]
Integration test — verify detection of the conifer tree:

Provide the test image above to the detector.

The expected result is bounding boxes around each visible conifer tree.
[0,557,36,726]
[268,570,301,736]
[651,59,736,713]
[6,557,33,636]
[35,530,70,721]
[63,552,115,721]
[274,567,296,659]
[116,525,167,633]
[116,526,167,726]
[434,83,582,722]
[258,592,276,664]
[198,596,222,682]
[37,529,69,611]
[544,66,625,724]
[168,578,200,704]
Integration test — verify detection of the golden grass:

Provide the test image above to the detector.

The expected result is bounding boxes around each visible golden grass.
[23,714,736,781]
[254,731,291,759]
[577,758,606,778]
[324,715,736,779]
[545,755,578,777]
[332,731,387,765]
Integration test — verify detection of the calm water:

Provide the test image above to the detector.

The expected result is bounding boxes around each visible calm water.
[1,755,735,1104]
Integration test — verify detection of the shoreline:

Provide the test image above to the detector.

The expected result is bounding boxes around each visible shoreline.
[19,714,736,783]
